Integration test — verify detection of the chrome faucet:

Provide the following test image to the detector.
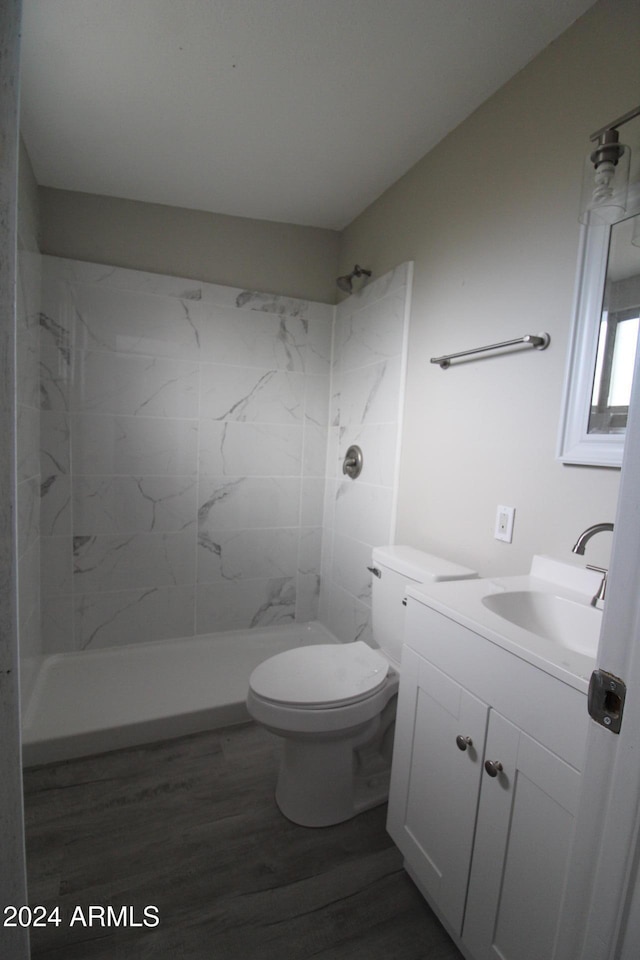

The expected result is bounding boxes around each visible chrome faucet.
[572,522,614,607]
[572,522,614,555]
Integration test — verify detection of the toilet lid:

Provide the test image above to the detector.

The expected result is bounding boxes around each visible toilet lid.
[249,642,390,708]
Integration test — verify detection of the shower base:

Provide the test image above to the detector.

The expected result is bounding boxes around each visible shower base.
[21,621,337,767]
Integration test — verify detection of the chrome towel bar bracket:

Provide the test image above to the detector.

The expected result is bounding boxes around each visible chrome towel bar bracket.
[431,332,550,369]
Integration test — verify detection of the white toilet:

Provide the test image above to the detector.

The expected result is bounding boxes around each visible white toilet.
[246,545,477,827]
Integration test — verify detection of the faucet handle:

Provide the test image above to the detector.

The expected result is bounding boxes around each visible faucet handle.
[586,565,608,607]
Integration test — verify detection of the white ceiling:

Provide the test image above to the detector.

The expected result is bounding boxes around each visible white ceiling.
[20,0,596,230]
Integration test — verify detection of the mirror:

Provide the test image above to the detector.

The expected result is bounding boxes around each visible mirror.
[589,216,640,435]
[558,206,640,467]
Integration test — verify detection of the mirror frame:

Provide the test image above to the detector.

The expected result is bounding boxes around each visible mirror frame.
[557,220,624,467]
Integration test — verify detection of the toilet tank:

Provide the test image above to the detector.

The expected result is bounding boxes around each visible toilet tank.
[371,545,477,668]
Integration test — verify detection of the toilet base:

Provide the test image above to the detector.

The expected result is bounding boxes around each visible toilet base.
[273,699,397,827]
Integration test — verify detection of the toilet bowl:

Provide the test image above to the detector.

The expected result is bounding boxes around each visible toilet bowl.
[247,545,477,827]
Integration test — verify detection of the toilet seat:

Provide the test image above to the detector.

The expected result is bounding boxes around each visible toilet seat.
[249,641,390,709]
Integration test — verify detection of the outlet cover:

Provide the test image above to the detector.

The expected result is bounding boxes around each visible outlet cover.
[495,505,515,543]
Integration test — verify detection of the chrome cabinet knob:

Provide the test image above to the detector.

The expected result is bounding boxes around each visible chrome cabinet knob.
[484,759,504,778]
[456,735,473,751]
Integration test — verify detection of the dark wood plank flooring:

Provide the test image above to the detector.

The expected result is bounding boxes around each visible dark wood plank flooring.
[23,723,463,959]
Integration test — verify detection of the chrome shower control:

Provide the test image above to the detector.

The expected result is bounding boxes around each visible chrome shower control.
[343,444,363,479]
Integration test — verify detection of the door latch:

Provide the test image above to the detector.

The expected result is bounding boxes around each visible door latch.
[588,669,626,733]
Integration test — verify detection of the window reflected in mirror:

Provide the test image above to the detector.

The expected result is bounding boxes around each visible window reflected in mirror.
[588,214,640,436]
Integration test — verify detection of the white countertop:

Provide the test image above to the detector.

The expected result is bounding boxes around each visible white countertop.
[406,556,604,694]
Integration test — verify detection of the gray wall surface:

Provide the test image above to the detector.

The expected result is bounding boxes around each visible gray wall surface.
[39,187,341,304]
[0,0,30,957]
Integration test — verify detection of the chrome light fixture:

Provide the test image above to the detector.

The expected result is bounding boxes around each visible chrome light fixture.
[579,104,640,226]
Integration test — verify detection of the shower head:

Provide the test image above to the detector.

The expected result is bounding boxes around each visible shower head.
[336,264,372,293]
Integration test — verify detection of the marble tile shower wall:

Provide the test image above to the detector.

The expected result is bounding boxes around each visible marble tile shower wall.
[319,263,412,645]
[39,257,332,652]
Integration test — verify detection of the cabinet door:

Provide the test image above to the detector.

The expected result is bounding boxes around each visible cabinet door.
[463,710,582,960]
[387,646,489,934]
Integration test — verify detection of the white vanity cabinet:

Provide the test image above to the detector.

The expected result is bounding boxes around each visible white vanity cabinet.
[387,595,589,960]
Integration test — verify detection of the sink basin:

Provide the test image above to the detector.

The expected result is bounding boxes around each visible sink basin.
[482,590,601,657]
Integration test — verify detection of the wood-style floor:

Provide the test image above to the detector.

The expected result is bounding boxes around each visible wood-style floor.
[23,723,463,959]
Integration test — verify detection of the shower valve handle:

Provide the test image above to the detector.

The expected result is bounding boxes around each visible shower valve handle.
[342,445,363,479]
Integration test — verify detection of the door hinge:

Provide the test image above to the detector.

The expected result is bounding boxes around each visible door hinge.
[588,669,626,733]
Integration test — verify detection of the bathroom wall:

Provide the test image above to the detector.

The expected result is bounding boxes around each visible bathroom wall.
[17,139,42,700]
[0,0,29,945]
[33,0,636,584]
[319,263,412,644]
[338,0,638,576]
[40,257,332,652]
[39,188,340,304]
